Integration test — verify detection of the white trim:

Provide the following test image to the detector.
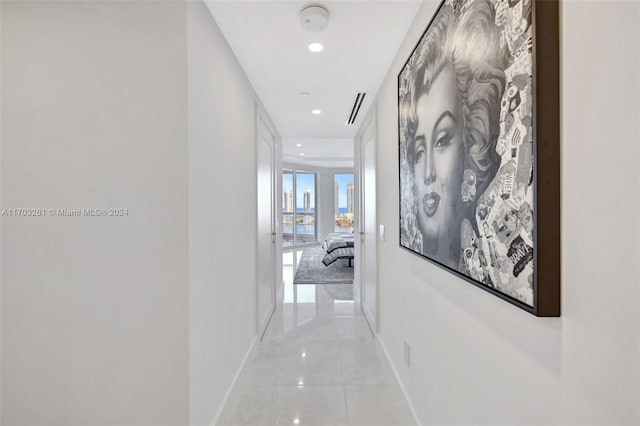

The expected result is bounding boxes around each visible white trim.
[352,279,361,308]
[354,105,378,332]
[362,303,376,332]
[211,336,258,426]
[255,102,279,340]
[376,335,422,426]
[282,162,355,176]
[258,306,274,340]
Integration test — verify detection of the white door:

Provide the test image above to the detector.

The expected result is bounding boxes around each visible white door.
[355,108,377,332]
[256,108,277,339]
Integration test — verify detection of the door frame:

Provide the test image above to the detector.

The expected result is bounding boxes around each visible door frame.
[256,103,282,339]
[354,105,378,333]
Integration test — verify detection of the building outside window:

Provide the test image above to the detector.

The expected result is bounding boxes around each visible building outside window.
[334,174,354,233]
[282,169,316,245]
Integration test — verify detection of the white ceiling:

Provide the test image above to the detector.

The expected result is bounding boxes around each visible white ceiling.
[283,138,354,169]
[205,0,422,167]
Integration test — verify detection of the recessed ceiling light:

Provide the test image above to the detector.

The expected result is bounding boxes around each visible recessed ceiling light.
[300,92,310,96]
[300,153,305,156]
[312,109,322,115]
[296,144,302,147]
[308,42,323,53]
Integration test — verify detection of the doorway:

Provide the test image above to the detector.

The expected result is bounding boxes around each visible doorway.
[256,105,280,338]
[355,106,378,332]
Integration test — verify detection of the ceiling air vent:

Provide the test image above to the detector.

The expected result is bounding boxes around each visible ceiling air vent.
[346,92,366,125]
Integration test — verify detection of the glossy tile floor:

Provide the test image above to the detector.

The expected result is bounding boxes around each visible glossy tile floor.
[218,250,415,426]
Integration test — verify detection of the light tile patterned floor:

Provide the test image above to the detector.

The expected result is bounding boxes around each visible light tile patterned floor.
[217,250,415,426]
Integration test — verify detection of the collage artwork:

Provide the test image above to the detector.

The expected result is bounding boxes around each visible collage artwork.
[399,0,535,307]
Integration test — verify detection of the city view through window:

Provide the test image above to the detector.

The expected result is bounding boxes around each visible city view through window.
[335,174,354,233]
[282,171,355,245]
[282,170,316,245]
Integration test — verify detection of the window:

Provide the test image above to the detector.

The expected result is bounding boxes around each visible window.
[334,174,354,233]
[283,170,294,244]
[282,169,316,246]
[296,171,316,242]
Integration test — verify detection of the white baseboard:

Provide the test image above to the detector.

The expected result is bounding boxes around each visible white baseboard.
[362,303,377,334]
[376,335,422,426]
[353,281,361,308]
[258,303,275,340]
[210,335,258,426]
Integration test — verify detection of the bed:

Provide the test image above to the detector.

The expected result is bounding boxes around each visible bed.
[322,232,355,267]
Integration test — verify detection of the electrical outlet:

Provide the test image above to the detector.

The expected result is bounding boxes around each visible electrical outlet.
[404,340,411,367]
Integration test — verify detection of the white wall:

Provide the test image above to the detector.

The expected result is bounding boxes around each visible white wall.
[371,1,640,424]
[188,2,276,424]
[0,4,3,420]
[1,2,189,424]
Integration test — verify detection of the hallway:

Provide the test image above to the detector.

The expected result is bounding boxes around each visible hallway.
[217,251,415,426]
[3,1,640,424]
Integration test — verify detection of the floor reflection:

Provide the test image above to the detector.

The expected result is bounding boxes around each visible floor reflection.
[282,248,358,322]
[217,249,415,426]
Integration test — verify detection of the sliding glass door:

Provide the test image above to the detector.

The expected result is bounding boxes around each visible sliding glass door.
[282,169,316,246]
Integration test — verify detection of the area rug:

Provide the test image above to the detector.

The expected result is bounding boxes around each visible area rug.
[293,247,354,285]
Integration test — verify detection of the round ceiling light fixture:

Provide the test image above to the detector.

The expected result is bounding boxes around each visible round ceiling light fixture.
[308,42,323,53]
[300,4,329,32]
[311,109,322,115]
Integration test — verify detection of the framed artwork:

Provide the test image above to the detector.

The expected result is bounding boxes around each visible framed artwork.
[398,0,559,316]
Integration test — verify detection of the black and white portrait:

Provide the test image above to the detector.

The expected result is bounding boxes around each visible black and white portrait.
[399,0,535,307]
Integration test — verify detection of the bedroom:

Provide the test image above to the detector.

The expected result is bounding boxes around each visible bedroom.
[281,138,358,287]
